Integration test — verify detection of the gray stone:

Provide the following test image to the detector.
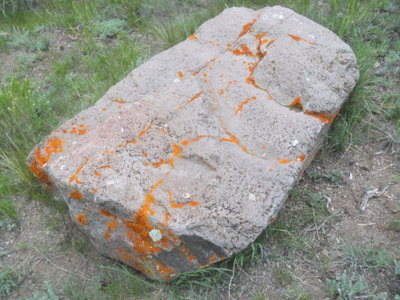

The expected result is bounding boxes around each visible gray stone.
[27,6,359,280]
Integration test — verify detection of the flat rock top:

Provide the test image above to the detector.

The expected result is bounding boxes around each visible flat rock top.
[28,6,359,280]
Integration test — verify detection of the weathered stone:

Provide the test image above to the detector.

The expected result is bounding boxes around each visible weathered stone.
[27,6,359,280]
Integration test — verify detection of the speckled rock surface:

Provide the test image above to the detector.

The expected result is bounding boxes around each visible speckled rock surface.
[27,6,359,280]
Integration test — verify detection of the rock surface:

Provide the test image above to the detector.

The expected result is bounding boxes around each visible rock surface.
[27,6,359,280]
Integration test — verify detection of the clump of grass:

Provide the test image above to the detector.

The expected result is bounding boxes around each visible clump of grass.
[91,18,127,39]
[0,264,19,297]
[0,0,36,16]
[28,281,58,300]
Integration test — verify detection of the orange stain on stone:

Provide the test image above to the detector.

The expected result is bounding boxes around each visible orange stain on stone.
[171,144,182,158]
[76,213,87,225]
[180,135,207,146]
[103,150,115,154]
[30,137,64,187]
[69,157,89,184]
[187,92,203,103]
[139,122,153,137]
[239,18,257,37]
[290,97,302,108]
[189,34,197,40]
[305,112,336,123]
[112,99,126,104]
[288,34,316,45]
[297,154,306,162]
[124,179,165,255]
[69,190,83,200]
[220,128,248,153]
[152,158,174,168]
[234,96,257,115]
[177,72,184,79]
[232,44,256,57]
[278,159,291,164]
[108,220,118,230]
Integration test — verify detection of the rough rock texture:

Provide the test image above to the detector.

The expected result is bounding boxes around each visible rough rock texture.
[27,6,359,280]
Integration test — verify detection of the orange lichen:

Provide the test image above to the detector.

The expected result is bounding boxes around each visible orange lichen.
[92,188,98,194]
[167,191,199,209]
[191,70,199,76]
[100,209,116,218]
[232,44,256,57]
[189,34,197,40]
[76,213,87,225]
[94,171,102,177]
[69,190,83,200]
[177,71,184,79]
[144,162,150,167]
[124,179,165,255]
[262,145,267,150]
[101,107,107,111]
[112,99,126,104]
[103,232,112,240]
[171,144,182,158]
[290,97,302,108]
[152,158,174,168]
[220,128,248,153]
[288,34,316,45]
[234,96,257,115]
[30,137,64,187]
[127,139,138,144]
[103,150,115,154]
[143,152,148,157]
[218,89,225,95]
[139,122,153,137]
[278,159,291,164]
[108,220,118,230]
[297,154,306,162]
[69,157,89,184]
[187,92,203,103]
[239,18,257,37]
[180,135,207,146]
[268,168,273,172]
[304,112,336,123]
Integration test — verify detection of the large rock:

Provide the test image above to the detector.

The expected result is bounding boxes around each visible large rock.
[27,6,359,280]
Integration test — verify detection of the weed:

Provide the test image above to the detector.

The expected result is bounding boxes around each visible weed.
[28,281,59,300]
[342,243,394,273]
[0,264,19,297]
[272,267,294,285]
[91,18,127,39]
[327,271,368,300]
[7,28,49,51]
[0,198,17,220]
[17,52,36,66]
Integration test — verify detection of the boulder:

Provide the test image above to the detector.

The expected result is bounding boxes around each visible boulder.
[27,6,359,280]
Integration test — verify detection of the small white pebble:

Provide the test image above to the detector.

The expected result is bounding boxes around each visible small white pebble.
[306,77,311,82]
[60,165,66,170]
[183,193,190,199]
[248,193,256,201]
[173,78,181,83]
[291,139,299,146]
[149,229,163,242]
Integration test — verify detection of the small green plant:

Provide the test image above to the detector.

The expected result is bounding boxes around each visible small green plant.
[0,264,19,297]
[327,271,368,300]
[7,28,49,51]
[91,18,127,39]
[28,281,59,300]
